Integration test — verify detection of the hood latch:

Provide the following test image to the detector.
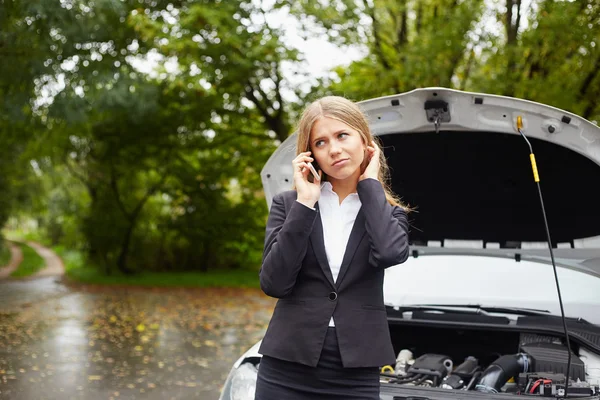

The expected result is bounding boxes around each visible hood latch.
[425,100,451,133]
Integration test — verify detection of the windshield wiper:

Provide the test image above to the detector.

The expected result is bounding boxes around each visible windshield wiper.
[391,304,552,317]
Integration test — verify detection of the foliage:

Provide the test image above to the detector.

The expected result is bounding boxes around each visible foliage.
[470,0,600,121]
[278,0,485,99]
[0,1,48,231]
[286,0,600,122]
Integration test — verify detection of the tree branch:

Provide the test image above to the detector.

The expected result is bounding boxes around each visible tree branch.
[244,80,288,141]
[130,174,166,222]
[63,154,97,200]
[272,62,284,119]
[583,102,597,120]
[254,79,273,114]
[579,55,600,101]
[446,50,464,87]
[244,82,269,117]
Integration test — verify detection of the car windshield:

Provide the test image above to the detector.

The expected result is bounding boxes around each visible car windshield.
[382,254,600,326]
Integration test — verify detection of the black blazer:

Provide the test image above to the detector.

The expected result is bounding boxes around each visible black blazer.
[258,178,410,368]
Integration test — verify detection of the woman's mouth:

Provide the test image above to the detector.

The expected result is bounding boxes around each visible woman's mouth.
[332,159,349,167]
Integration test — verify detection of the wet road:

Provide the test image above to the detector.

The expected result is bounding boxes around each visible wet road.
[0,277,275,400]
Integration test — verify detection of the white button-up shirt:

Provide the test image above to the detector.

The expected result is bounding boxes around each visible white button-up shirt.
[297,181,362,327]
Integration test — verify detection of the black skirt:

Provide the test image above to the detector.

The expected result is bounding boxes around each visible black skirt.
[254,327,380,400]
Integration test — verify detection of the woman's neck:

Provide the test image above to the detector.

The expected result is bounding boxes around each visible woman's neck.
[328,172,360,205]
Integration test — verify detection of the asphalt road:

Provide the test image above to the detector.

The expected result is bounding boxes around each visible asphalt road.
[0,277,275,400]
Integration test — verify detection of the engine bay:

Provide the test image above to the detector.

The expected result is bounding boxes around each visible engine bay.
[381,324,600,397]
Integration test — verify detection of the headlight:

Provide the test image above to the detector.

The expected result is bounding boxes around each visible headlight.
[230,362,258,400]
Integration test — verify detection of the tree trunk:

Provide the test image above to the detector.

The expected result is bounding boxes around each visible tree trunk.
[102,251,111,276]
[116,220,136,275]
[460,49,475,90]
[200,240,210,272]
[109,167,166,274]
[416,0,423,33]
[504,0,521,97]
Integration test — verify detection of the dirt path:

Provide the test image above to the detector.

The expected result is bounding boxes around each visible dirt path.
[27,241,65,277]
[0,241,23,279]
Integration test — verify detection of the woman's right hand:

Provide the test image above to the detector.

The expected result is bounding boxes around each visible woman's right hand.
[293,151,322,208]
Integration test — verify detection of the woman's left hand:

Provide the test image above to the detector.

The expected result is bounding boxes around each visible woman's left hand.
[359,141,381,181]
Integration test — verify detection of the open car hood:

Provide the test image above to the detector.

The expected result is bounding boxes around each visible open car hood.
[260,87,600,278]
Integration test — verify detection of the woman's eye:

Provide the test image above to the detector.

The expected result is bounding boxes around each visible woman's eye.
[339,132,348,138]
[315,140,324,147]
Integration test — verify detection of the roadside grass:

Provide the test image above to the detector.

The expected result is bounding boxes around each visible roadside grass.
[53,246,261,288]
[0,240,11,266]
[10,242,45,277]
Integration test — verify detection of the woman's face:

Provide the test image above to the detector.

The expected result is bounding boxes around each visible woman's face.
[309,116,367,182]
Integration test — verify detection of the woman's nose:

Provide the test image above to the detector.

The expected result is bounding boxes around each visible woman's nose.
[330,143,342,155]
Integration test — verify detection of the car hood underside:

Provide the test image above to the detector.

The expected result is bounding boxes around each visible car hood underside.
[261,87,600,276]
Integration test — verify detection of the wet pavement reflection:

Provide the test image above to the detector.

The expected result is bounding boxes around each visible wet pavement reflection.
[0,278,275,399]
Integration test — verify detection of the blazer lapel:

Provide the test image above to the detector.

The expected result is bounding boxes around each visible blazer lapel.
[335,207,366,288]
[310,202,336,289]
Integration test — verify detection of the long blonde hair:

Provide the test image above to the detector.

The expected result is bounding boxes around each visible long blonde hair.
[294,95,411,211]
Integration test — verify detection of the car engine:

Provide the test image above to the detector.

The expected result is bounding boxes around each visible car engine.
[382,333,600,397]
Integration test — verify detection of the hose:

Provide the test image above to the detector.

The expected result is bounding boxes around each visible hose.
[394,373,422,383]
[475,353,530,394]
[386,373,423,385]
[413,375,428,386]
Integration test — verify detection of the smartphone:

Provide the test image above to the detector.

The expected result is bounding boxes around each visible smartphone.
[307,162,321,181]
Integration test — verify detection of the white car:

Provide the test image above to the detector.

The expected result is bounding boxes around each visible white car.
[220,88,600,400]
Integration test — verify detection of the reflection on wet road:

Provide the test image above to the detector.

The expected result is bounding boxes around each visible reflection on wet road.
[0,277,275,399]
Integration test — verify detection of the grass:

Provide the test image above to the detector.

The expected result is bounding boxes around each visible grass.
[53,246,261,288]
[10,242,45,277]
[0,240,11,266]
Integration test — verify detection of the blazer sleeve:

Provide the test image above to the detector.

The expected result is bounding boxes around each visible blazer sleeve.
[259,192,318,298]
[357,178,410,268]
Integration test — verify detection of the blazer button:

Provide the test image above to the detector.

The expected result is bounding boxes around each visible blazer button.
[328,292,338,301]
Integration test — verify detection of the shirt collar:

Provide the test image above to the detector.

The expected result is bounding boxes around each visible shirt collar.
[320,181,333,192]
[320,181,358,197]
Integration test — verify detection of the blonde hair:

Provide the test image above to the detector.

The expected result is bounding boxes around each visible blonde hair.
[294,95,411,211]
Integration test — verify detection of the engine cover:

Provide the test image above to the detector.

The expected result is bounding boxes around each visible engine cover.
[520,342,585,381]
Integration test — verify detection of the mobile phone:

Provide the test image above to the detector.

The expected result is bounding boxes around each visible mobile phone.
[307,162,321,181]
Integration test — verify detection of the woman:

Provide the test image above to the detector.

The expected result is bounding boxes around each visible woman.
[255,96,411,399]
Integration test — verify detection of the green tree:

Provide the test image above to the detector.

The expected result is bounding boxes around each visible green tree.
[131,0,299,142]
[287,0,600,123]
[279,0,484,99]
[3,0,297,274]
[469,0,600,121]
